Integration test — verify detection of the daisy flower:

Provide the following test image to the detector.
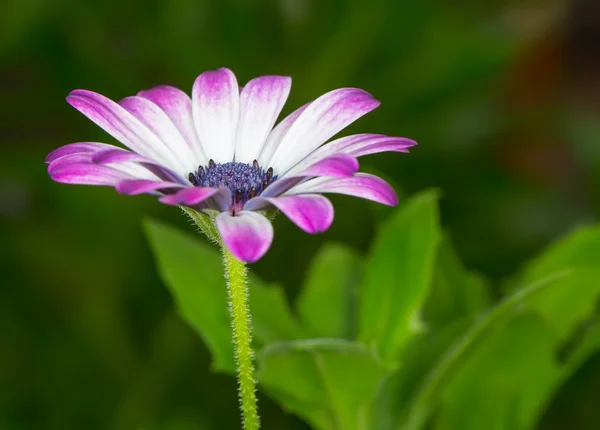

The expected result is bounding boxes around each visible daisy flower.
[46,68,416,262]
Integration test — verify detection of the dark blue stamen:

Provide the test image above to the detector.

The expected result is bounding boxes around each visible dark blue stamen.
[188,159,277,214]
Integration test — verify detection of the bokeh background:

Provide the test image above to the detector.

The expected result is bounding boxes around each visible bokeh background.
[1,0,599,428]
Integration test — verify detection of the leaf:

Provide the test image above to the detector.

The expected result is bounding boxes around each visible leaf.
[372,236,492,430]
[422,234,492,328]
[520,225,600,284]
[249,275,306,345]
[257,339,389,430]
[512,224,600,367]
[143,218,234,372]
[399,269,600,430]
[143,218,304,373]
[371,318,472,430]
[433,311,557,430]
[296,243,363,339]
[359,189,442,362]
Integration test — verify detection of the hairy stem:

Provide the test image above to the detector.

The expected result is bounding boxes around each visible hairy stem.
[223,247,259,429]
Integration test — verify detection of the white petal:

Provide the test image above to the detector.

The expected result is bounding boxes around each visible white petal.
[257,102,309,167]
[235,75,291,163]
[192,68,240,163]
[268,88,379,174]
[66,90,186,173]
[138,85,209,166]
[119,96,198,173]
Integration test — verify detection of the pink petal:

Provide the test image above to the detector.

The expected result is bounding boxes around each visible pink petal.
[247,194,334,233]
[257,155,360,199]
[48,153,94,174]
[319,133,416,157]
[288,153,359,178]
[235,75,291,163]
[67,90,187,172]
[137,85,207,163]
[159,186,228,206]
[269,88,380,173]
[90,147,148,164]
[89,148,184,183]
[49,162,129,186]
[287,173,398,206]
[260,176,306,198]
[215,211,274,263]
[286,134,416,174]
[47,144,184,184]
[52,156,162,187]
[257,102,309,167]
[119,95,197,172]
[116,179,186,195]
[45,142,110,163]
[192,68,240,163]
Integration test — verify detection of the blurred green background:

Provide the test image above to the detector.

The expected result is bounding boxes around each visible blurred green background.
[1,0,600,428]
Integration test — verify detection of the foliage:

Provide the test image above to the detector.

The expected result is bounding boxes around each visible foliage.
[145,189,600,429]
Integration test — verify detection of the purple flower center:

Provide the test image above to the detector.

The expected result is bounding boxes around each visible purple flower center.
[188,159,277,213]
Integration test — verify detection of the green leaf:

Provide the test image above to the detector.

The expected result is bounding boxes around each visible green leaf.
[422,235,492,327]
[520,225,600,284]
[257,339,389,430]
[143,218,234,372]
[249,275,306,345]
[433,311,557,430]
[400,269,600,430]
[359,189,442,362]
[372,236,491,430]
[143,218,304,373]
[371,318,472,430]
[296,243,363,339]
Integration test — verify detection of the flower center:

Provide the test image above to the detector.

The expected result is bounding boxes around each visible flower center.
[188,159,277,213]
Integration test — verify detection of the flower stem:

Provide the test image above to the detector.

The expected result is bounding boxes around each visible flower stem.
[222,247,260,430]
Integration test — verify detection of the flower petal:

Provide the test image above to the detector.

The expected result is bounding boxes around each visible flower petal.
[192,68,240,163]
[67,90,186,172]
[45,142,108,163]
[49,150,166,182]
[215,211,274,263]
[48,145,184,185]
[284,134,416,175]
[269,88,380,173]
[257,102,309,167]
[89,148,184,184]
[322,133,417,157]
[286,173,398,206]
[137,85,208,164]
[285,153,359,178]
[115,179,186,195]
[48,153,96,174]
[91,148,148,164]
[260,176,306,198]
[159,186,229,207]
[246,194,333,233]
[235,75,291,163]
[119,96,198,172]
[256,154,359,199]
[49,162,129,186]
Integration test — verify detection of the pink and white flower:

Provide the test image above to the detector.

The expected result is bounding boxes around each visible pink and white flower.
[46,68,416,262]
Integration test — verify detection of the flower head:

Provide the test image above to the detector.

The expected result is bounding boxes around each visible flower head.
[46,68,416,262]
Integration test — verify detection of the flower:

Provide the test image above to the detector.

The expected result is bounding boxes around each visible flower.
[46,68,416,262]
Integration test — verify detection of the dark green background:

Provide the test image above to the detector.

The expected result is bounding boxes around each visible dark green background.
[1,0,599,428]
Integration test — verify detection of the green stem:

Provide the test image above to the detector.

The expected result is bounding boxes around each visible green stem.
[223,247,260,429]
